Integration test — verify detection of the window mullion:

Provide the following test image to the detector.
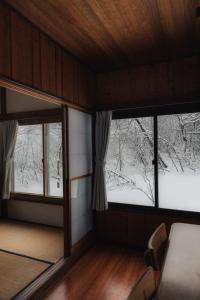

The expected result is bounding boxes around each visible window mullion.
[154,116,159,208]
[43,124,48,197]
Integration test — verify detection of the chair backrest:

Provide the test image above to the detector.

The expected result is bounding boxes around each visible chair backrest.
[127,267,156,300]
[147,223,168,270]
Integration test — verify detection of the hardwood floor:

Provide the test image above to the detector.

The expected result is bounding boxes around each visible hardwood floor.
[43,244,145,300]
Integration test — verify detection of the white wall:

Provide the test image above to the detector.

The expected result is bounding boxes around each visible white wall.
[6,88,60,113]
[68,108,92,178]
[71,177,93,245]
[8,200,63,227]
[68,109,93,245]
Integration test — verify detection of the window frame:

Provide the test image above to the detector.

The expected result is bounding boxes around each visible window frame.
[10,115,63,205]
[108,101,200,217]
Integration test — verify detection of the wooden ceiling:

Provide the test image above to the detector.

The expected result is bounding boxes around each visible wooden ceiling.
[6,0,200,71]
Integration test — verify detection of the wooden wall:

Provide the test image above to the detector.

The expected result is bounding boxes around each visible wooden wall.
[0,2,94,109]
[96,55,200,248]
[96,55,200,110]
[96,207,200,249]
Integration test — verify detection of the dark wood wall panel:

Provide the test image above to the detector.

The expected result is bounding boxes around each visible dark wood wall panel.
[96,55,200,110]
[0,2,94,109]
[96,208,200,248]
[77,64,91,108]
[10,10,33,86]
[55,45,62,98]
[32,27,41,90]
[62,50,75,103]
[40,34,56,95]
[0,4,11,77]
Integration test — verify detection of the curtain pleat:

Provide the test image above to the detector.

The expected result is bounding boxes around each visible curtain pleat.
[0,120,18,200]
[93,111,112,211]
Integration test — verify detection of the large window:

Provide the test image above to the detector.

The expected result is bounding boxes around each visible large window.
[106,112,200,213]
[13,122,63,198]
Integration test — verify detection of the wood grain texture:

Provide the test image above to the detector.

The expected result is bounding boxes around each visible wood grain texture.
[10,10,33,85]
[96,207,200,248]
[0,4,11,77]
[40,34,57,95]
[43,245,145,300]
[6,0,200,71]
[32,27,41,90]
[28,230,95,300]
[62,50,75,103]
[96,55,200,110]
[0,87,7,116]
[0,2,94,109]
[55,45,62,98]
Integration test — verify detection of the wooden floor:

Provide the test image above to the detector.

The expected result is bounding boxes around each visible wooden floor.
[43,245,145,300]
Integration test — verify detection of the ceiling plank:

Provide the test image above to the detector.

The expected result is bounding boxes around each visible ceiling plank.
[5,0,200,71]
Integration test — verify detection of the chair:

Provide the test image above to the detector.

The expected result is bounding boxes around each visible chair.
[145,223,168,271]
[127,267,156,300]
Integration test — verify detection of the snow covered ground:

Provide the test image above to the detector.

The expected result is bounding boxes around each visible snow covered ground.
[107,189,154,206]
[159,173,200,212]
[108,172,200,213]
[14,178,63,197]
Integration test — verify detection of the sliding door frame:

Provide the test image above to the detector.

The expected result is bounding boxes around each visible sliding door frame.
[62,106,71,257]
[0,74,94,299]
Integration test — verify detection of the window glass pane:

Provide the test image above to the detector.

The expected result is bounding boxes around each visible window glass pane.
[14,124,43,194]
[158,113,200,212]
[47,123,63,197]
[106,117,155,206]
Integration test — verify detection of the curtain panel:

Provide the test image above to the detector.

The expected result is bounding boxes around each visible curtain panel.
[93,111,112,211]
[0,120,18,200]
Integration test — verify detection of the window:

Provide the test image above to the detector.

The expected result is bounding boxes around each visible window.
[106,117,155,206]
[158,113,200,212]
[47,123,63,197]
[13,122,63,198]
[106,111,200,213]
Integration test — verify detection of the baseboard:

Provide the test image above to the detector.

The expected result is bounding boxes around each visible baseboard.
[15,230,95,300]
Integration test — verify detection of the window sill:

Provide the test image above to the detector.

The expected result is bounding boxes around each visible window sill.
[10,193,63,206]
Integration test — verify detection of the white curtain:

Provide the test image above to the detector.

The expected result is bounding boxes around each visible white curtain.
[0,120,18,200]
[93,111,112,211]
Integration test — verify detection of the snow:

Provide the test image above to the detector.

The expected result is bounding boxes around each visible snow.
[14,178,43,195]
[107,172,200,212]
[159,173,200,212]
[13,123,63,197]
[107,189,153,206]
[48,179,63,197]
[107,171,154,206]
[14,178,63,197]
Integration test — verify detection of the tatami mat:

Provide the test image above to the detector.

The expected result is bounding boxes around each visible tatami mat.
[0,220,64,263]
[0,251,50,300]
